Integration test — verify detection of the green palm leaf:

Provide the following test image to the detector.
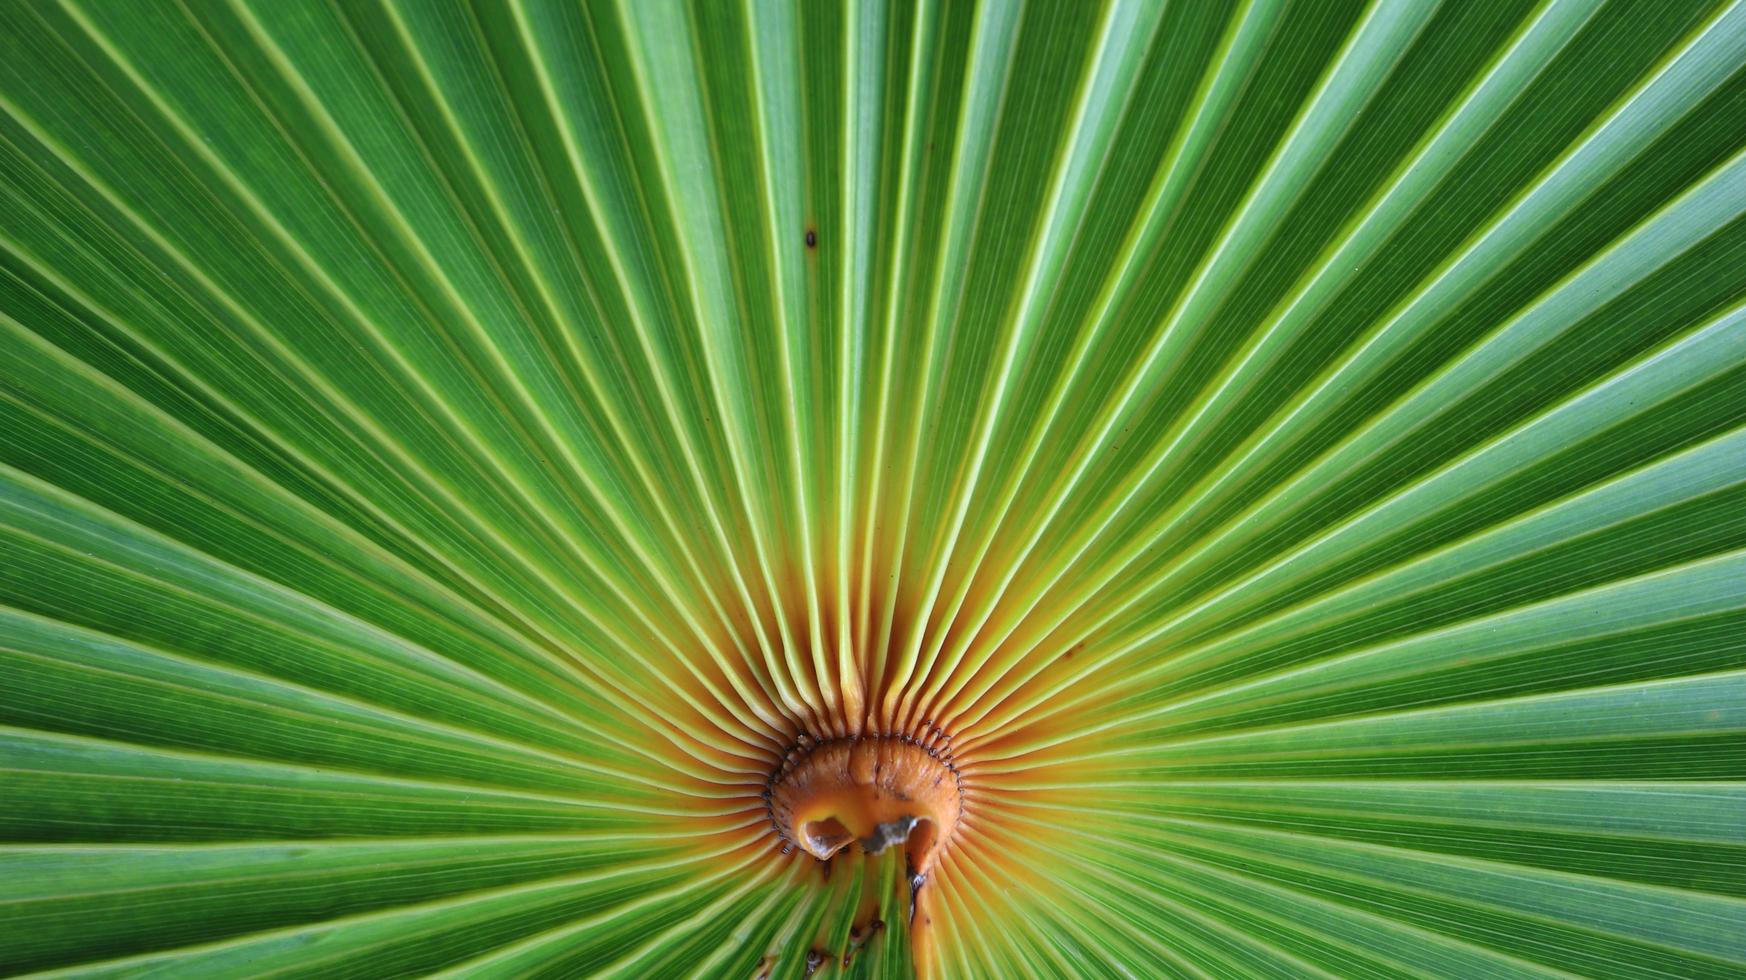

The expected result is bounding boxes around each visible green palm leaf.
[3,0,1743,976]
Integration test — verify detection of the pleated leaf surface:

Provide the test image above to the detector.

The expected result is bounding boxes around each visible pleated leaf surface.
[2,0,1745,977]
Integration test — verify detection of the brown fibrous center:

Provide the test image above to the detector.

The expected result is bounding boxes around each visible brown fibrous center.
[764,734,964,877]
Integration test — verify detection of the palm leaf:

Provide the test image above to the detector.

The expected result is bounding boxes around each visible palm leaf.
[3,0,1744,976]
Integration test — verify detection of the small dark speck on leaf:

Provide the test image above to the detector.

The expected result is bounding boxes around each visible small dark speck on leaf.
[805,228,817,249]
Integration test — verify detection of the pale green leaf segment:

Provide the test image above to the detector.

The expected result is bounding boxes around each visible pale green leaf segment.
[1,0,1743,976]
